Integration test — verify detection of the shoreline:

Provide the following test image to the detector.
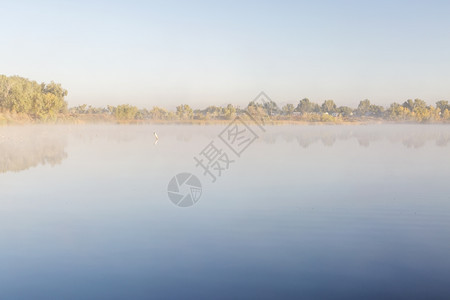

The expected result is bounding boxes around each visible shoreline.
[1,111,449,126]
[1,118,449,126]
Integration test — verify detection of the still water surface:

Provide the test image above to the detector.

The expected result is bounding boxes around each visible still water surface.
[1,124,449,299]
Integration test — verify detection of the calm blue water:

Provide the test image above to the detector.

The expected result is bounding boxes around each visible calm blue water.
[1,124,449,299]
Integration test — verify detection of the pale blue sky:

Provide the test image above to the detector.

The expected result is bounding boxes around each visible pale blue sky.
[1,0,449,108]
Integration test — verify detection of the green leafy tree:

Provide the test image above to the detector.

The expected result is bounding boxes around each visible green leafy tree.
[116,104,138,120]
[321,100,337,114]
[338,106,353,117]
[0,75,68,120]
[107,105,116,115]
[263,100,280,116]
[150,106,168,119]
[135,108,150,120]
[356,99,371,116]
[33,93,64,120]
[203,106,222,119]
[224,104,236,120]
[402,99,415,112]
[386,103,411,120]
[296,98,318,114]
[402,99,426,112]
[176,104,193,120]
[247,101,268,120]
[442,109,450,120]
[369,105,384,117]
[436,100,449,113]
[282,103,295,116]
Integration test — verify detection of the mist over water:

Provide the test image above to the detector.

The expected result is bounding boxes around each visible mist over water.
[1,124,449,299]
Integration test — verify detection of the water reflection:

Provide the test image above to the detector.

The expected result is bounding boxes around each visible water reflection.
[0,124,448,174]
[149,125,450,148]
[51,124,450,149]
[263,125,450,148]
[0,126,67,173]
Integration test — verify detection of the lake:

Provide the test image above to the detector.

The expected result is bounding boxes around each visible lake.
[1,124,449,299]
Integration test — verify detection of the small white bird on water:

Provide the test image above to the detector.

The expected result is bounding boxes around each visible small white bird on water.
[153,131,159,145]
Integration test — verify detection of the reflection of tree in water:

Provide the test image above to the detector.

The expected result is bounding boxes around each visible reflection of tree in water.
[388,129,450,149]
[320,134,337,147]
[261,133,277,144]
[273,126,450,149]
[402,135,427,148]
[436,133,450,147]
[71,124,448,150]
[354,132,381,148]
[296,135,319,148]
[293,129,345,147]
[1,125,446,174]
[0,128,67,173]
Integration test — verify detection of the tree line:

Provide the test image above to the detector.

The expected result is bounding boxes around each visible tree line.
[73,98,450,123]
[1,75,449,123]
[0,75,67,121]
